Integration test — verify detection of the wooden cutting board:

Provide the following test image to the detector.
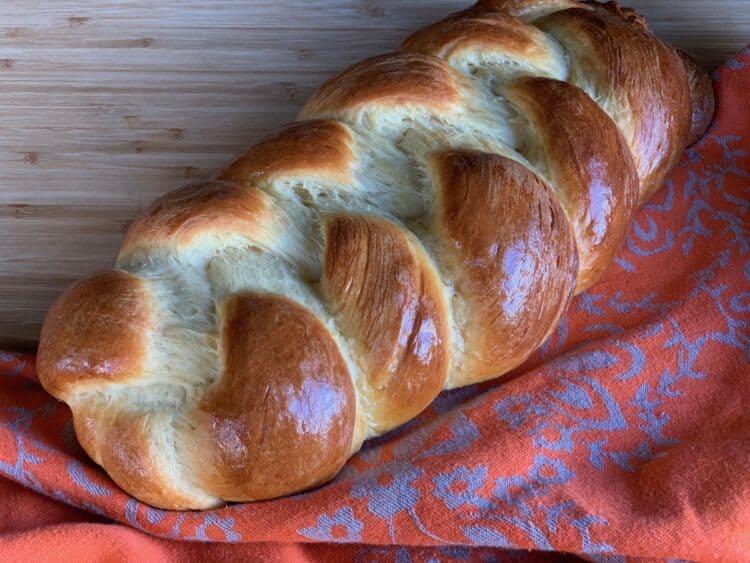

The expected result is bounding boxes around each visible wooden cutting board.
[1,1,747,349]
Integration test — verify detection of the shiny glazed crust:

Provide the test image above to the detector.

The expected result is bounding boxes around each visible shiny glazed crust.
[37,0,714,509]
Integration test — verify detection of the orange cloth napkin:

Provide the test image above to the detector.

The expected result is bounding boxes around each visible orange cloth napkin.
[1,47,748,562]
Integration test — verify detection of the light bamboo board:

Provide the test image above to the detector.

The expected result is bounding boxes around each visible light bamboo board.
[1,1,747,349]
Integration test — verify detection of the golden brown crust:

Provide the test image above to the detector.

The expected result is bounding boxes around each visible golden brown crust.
[473,0,585,19]
[678,49,716,147]
[299,52,461,119]
[37,271,153,399]
[322,215,449,432]
[188,293,355,501]
[218,120,355,186]
[73,404,217,510]
[538,5,691,204]
[402,8,561,76]
[507,77,639,292]
[431,150,577,386]
[403,9,564,77]
[119,180,279,261]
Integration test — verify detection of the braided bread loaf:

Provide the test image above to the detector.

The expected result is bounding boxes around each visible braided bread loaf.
[37,0,714,510]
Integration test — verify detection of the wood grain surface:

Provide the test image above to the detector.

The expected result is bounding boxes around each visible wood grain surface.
[1,1,747,349]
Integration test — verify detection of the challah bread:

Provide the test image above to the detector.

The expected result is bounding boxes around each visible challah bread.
[37,0,714,510]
